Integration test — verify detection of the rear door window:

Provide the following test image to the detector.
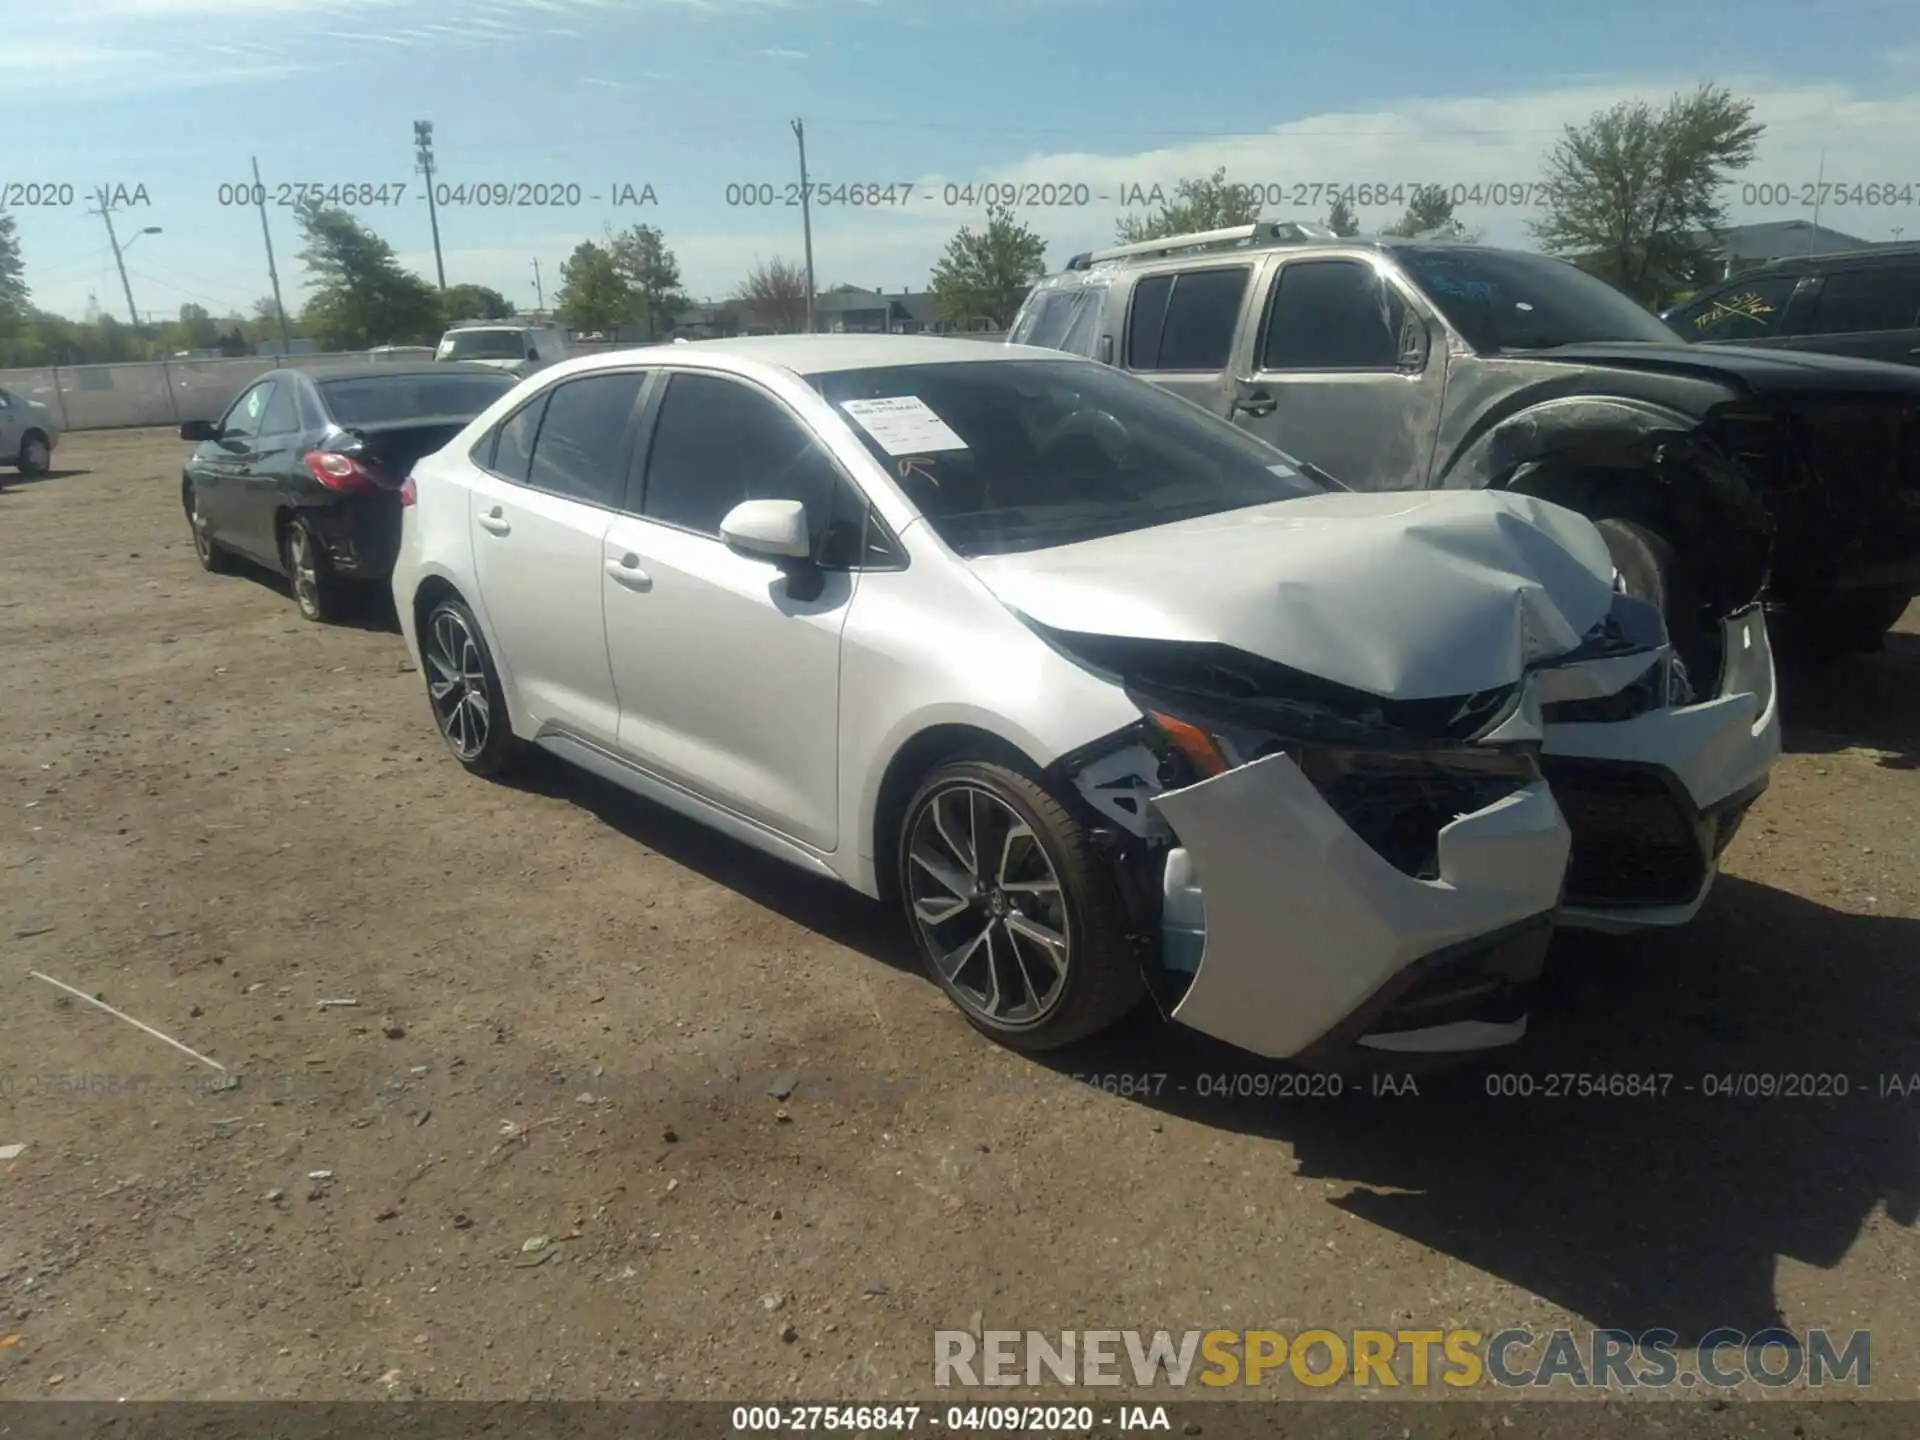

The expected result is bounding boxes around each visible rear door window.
[483,393,549,483]
[1804,266,1920,334]
[1669,275,1800,342]
[1126,268,1249,371]
[522,371,647,507]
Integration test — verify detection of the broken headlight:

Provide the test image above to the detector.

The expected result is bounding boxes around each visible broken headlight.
[1138,703,1542,881]
[1538,591,1694,724]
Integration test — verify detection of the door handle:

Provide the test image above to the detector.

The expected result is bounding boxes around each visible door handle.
[605,554,652,590]
[477,506,511,536]
[1234,388,1277,417]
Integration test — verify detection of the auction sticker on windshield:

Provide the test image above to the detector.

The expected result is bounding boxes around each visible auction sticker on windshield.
[840,396,968,454]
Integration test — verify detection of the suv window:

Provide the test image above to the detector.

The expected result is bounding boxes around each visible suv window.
[1806,266,1920,334]
[1670,275,1800,342]
[1126,268,1249,371]
[1012,288,1103,357]
[523,372,645,507]
[220,380,276,441]
[642,372,859,563]
[1261,260,1409,370]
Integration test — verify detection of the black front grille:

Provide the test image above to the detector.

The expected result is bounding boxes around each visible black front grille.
[1540,757,1706,907]
[1297,749,1535,880]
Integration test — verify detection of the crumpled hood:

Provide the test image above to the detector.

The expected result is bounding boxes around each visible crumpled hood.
[967,490,1618,701]
[1518,341,1920,396]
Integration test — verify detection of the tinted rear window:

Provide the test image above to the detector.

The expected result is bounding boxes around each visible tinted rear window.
[318,373,515,426]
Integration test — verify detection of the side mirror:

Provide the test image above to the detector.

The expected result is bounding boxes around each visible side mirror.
[526,347,539,362]
[719,498,811,560]
[180,419,220,442]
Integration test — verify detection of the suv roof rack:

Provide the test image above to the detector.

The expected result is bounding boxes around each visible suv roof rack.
[1068,220,1340,270]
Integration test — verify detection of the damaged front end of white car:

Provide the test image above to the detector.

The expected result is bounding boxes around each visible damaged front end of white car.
[973,491,1780,1065]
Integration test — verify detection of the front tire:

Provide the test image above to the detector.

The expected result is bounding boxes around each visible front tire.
[1795,587,1914,655]
[897,759,1143,1051]
[421,596,522,778]
[1592,515,1721,687]
[184,480,234,573]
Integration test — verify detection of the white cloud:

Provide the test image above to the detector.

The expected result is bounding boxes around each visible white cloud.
[756,46,810,58]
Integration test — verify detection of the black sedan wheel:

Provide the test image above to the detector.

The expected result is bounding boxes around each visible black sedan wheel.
[183,481,234,574]
[283,515,348,623]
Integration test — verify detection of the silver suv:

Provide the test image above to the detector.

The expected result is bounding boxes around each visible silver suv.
[1009,221,1920,663]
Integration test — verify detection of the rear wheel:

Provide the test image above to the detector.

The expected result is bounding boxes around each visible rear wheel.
[283,515,348,623]
[18,431,51,477]
[897,759,1142,1051]
[421,595,522,777]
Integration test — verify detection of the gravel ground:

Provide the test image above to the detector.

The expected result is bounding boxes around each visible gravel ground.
[1,428,1915,1403]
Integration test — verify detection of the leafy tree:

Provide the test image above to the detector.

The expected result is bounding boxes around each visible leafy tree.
[1114,168,1261,244]
[293,200,443,349]
[930,204,1047,329]
[0,208,28,322]
[732,256,810,333]
[554,241,635,333]
[1530,84,1764,306]
[442,282,514,321]
[164,303,221,353]
[1326,196,1360,237]
[608,224,685,340]
[1382,184,1460,238]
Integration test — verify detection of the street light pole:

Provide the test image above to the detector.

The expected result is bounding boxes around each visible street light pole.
[792,118,816,334]
[92,190,146,329]
[416,120,447,290]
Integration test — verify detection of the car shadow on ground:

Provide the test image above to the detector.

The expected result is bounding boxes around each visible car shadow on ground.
[0,467,90,489]
[1775,626,1920,770]
[1042,877,1920,1345]
[220,557,403,635]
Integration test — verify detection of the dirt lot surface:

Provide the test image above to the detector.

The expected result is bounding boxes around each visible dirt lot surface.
[2,428,1916,1404]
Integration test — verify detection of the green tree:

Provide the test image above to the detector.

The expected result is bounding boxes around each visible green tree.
[442,282,514,321]
[554,241,635,333]
[0,208,29,323]
[930,204,1048,329]
[1114,168,1261,244]
[164,302,221,353]
[1326,196,1360,237]
[1382,184,1459,238]
[293,200,444,349]
[608,224,685,340]
[1530,84,1764,306]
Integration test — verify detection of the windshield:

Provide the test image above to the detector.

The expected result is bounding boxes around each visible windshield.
[1394,246,1677,351]
[808,359,1332,558]
[318,372,516,426]
[436,329,529,361]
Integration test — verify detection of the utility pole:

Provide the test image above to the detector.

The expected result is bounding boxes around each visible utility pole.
[531,257,545,317]
[92,189,142,329]
[415,120,447,290]
[251,156,292,355]
[792,118,816,333]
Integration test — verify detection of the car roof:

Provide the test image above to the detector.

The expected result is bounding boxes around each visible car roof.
[443,321,544,331]
[556,333,1076,377]
[280,361,512,382]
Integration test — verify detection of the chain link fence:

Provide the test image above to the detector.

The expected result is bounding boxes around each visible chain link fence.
[0,333,1009,434]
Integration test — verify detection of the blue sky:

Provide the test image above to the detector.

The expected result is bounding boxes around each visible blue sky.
[4,0,1919,322]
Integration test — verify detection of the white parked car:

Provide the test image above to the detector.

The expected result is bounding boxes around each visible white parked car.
[0,384,60,479]
[434,322,569,378]
[391,337,1779,1064]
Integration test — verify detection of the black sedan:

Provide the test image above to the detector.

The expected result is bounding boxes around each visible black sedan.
[180,363,517,621]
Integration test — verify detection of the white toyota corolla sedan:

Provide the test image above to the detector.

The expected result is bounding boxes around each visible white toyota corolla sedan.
[391,336,1779,1065]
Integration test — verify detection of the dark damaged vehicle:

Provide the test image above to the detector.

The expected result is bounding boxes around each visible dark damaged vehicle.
[181,363,518,622]
[1009,222,1920,668]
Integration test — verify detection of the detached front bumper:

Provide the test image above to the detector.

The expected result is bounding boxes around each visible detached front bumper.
[1149,756,1569,1063]
[1540,605,1780,930]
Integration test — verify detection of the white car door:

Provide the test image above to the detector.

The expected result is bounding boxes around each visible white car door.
[465,370,648,750]
[600,370,859,853]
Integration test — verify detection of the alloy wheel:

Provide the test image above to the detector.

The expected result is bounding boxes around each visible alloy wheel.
[287,525,321,617]
[188,490,212,561]
[425,608,492,761]
[905,782,1071,1026]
